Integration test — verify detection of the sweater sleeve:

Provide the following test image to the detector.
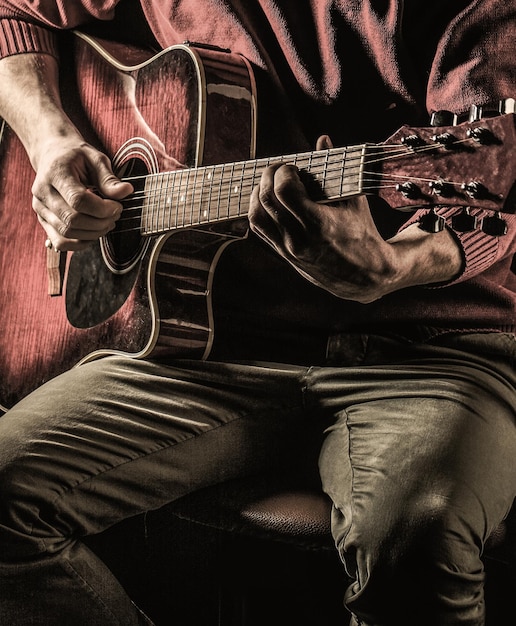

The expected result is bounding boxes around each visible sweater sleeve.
[399,208,516,285]
[0,1,121,60]
[399,0,516,285]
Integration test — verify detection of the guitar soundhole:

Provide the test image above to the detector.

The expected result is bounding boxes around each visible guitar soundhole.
[102,157,149,273]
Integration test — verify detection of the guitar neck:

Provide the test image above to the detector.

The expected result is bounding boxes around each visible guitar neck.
[139,144,368,235]
[129,109,516,239]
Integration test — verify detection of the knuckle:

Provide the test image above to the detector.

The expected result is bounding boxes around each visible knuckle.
[274,177,291,198]
[31,177,49,203]
[258,186,276,212]
[283,234,301,258]
[92,151,111,170]
[56,210,75,236]
[66,188,89,211]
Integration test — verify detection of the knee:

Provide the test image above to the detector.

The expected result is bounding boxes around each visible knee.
[0,433,62,555]
[337,491,484,581]
[337,496,486,623]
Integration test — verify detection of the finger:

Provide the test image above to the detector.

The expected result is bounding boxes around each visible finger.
[33,194,119,241]
[55,180,124,220]
[256,162,284,219]
[270,164,317,226]
[33,170,124,224]
[249,183,306,260]
[256,163,310,227]
[37,216,91,252]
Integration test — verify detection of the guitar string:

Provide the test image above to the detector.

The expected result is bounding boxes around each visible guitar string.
[119,138,474,206]
[117,149,369,227]
[117,162,481,227]
[113,185,482,234]
[118,137,472,189]
[117,140,459,209]
[108,138,490,234]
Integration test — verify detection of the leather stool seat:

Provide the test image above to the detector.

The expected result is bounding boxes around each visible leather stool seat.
[89,473,516,625]
[168,473,513,556]
[168,475,334,550]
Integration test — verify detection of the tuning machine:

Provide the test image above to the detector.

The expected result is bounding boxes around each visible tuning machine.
[430,110,458,127]
[451,208,478,232]
[469,98,516,121]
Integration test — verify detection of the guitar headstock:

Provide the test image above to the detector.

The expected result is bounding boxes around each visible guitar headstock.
[374,103,516,215]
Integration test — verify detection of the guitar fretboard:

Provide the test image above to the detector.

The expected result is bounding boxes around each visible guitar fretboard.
[140,145,368,235]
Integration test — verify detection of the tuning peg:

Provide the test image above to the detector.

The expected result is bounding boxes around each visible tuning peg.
[481,212,508,236]
[451,208,478,232]
[396,181,421,198]
[430,110,458,127]
[469,103,499,120]
[432,132,457,148]
[466,126,496,144]
[469,99,516,121]
[469,105,483,121]
[499,98,515,114]
[401,134,425,148]
[418,209,446,233]
[461,181,489,199]
[429,179,454,197]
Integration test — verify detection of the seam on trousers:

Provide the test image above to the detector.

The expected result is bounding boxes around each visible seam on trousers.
[341,407,361,594]
[59,555,123,625]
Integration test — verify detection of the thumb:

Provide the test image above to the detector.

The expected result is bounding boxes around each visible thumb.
[96,166,134,200]
[316,134,333,151]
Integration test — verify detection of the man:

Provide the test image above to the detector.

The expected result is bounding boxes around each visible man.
[0,1,514,624]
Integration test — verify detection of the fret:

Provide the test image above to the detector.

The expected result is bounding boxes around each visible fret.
[339,148,347,199]
[204,166,215,224]
[226,162,235,219]
[141,174,157,235]
[153,172,162,234]
[168,170,177,231]
[189,166,199,228]
[184,168,192,228]
[180,169,187,227]
[215,163,224,222]
[322,150,330,195]
[198,166,207,225]
[157,173,166,234]
[250,159,258,211]
[236,161,246,218]
[306,151,313,179]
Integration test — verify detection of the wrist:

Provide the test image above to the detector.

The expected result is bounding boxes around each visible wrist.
[29,120,85,170]
[387,224,463,290]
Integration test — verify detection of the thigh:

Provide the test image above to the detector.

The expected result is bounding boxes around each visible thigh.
[0,356,309,554]
[317,335,516,553]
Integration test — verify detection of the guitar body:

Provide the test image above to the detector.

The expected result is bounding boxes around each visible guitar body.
[0,33,256,410]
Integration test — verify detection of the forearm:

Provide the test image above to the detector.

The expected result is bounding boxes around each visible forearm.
[385,223,463,292]
[0,50,131,252]
[0,53,83,169]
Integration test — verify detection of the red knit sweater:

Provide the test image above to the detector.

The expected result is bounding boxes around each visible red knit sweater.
[0,1,515,350]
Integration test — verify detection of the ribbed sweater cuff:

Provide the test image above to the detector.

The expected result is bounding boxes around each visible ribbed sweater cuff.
[399,206,499,286]
[0,19,58,59]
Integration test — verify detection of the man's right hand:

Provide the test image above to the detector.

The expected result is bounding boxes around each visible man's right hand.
[0,52,133,251]
[31,137,133,251]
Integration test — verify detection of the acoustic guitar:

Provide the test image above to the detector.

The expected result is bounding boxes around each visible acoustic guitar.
[0,31,514,410]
